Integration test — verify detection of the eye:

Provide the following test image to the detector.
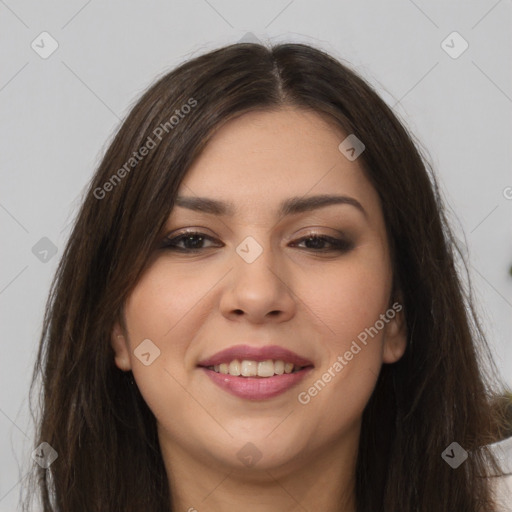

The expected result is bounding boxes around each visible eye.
[290,233,353,253]
[160,231,221,252]
[160,230,353,253]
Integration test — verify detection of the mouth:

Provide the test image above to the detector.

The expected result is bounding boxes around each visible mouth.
[197,344,314,400]
[205,359,309,377]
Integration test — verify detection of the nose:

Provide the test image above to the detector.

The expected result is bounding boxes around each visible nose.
[219,241,297,324]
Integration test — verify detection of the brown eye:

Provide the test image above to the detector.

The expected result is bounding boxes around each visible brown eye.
[160,231,353,254]
[160,231,221,251]
[291,234,353,252]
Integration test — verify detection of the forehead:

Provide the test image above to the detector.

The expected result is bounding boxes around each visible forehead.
[177,108,381,220]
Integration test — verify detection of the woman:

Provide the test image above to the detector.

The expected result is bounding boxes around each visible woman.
[23,41,510,511]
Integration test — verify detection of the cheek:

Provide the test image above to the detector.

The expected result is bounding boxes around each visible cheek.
[303,253,392,344]
[121,263,205,412]
[124,259,209,347]
[299,358,380,443]
[294,248,392,427]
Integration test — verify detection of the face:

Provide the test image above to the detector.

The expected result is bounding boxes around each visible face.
[111,107,406,477]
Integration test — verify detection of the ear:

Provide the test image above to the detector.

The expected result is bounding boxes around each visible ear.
[110,321,132,371]
[382,300,407,364]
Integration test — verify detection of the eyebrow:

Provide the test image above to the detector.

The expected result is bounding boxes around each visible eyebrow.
[174,194,367,218]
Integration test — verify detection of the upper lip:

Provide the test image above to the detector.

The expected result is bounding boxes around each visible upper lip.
[197,344,314,368]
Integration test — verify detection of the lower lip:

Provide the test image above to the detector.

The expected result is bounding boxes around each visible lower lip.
[200,367,313,400]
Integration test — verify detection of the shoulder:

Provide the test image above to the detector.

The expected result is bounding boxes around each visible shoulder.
[491,473,512,512]
[487,436,512,512]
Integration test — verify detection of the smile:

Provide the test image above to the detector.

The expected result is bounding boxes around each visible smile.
[207,359,306,377]
[197,344,314,400]
[201,366,313,400]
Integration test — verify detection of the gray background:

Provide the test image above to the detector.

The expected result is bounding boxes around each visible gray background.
[1,1,511,509]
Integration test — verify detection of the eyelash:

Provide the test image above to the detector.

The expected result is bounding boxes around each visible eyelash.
[160,230,353,253]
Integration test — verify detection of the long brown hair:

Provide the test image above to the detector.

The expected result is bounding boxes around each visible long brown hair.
[22,41,509,511]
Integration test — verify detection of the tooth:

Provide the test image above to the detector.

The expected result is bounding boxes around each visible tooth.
[274,360,285,375]
[209,359,300,376]
[228,360,241,376]
[257,360,275,377]
[284,362,294,374]
[241,360,258,377]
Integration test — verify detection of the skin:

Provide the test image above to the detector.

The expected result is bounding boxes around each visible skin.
[111,107,407,512]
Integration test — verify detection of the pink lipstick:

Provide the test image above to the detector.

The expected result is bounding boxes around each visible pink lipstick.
[197,344,314,400]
